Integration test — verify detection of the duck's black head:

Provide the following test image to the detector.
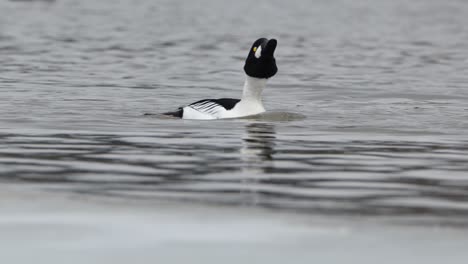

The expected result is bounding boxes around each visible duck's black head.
[244,38,278,79]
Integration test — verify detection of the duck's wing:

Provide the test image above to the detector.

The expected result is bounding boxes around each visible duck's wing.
[187,98,240,116]
[162,98,241,119]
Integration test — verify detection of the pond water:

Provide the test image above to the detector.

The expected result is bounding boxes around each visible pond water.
[1,0,468,262]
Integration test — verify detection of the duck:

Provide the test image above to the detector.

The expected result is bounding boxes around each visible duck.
[163,38,278,120]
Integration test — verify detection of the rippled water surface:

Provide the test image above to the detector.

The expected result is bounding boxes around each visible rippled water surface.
[1,0,468,227]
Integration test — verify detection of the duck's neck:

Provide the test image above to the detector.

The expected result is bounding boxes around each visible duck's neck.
[241,76,267,102]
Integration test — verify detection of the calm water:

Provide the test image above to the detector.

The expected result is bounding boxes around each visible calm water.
[1,0,468,227]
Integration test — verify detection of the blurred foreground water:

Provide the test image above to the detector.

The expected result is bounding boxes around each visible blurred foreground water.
[1,0,468,262]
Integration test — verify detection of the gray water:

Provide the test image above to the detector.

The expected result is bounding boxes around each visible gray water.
[2,0,468,231]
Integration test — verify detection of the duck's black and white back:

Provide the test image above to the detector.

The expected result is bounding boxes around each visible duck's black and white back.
[164,38,278,120]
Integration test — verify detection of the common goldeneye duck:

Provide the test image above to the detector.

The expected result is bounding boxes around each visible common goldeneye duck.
[163,38,278,120]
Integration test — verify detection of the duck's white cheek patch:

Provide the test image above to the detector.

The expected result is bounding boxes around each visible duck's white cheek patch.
[254,46,262,58]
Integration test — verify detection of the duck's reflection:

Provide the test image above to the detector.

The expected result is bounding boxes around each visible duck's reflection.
[239,123,276,205]
[240,122,276,172]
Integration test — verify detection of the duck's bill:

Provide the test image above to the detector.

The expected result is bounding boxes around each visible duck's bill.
[264,39,277,57]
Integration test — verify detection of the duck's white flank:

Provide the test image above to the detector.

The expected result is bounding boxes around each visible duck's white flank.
[182,76,267,120]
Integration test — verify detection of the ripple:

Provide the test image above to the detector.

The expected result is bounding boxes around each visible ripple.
[2,0,468,228]
[1,125,468,226]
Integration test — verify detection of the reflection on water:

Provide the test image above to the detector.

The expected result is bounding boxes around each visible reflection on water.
[240,123,276,205]
[241,123,275,169]
[1,126,468,226]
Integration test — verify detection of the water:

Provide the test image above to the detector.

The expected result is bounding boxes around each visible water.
[1,0,468,262]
